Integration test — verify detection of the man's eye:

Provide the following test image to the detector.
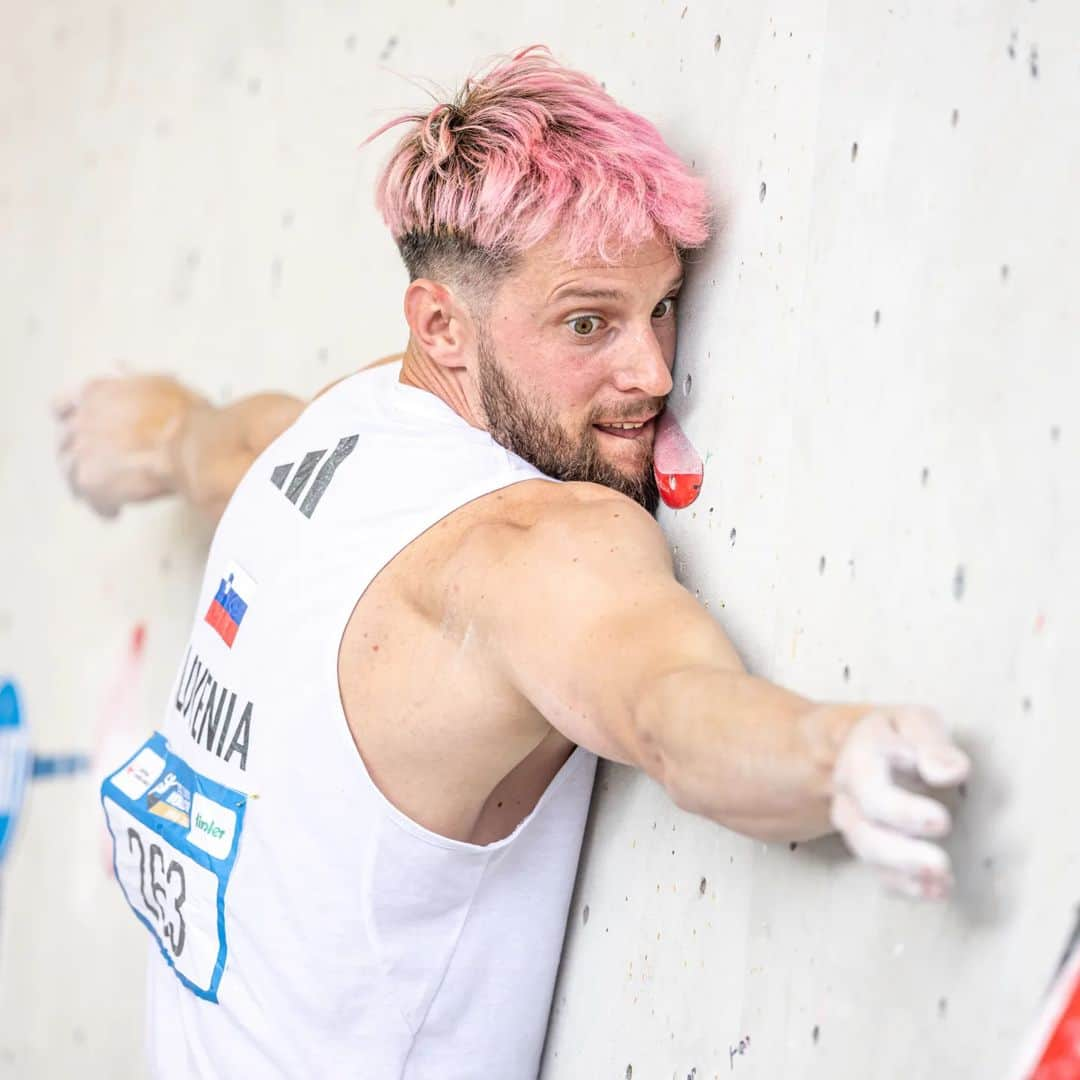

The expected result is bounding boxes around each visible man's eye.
[568,315,603,337]
[567,298,677,338]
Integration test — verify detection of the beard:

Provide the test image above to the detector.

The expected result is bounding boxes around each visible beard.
[476,326,662,514]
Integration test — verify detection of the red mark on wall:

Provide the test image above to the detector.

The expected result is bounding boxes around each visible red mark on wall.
[93,622,148,875]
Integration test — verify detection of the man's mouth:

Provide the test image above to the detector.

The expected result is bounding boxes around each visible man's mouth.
[592,416,656,441]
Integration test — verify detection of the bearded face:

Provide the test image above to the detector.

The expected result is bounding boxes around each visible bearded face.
[476,323,661,514]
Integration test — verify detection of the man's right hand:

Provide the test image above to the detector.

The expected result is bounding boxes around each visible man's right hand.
[55,356,404,525]
[828,706,971,900]
[54,375,210,518]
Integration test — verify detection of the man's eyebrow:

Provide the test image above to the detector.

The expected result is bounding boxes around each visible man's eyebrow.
[547,274,685,305]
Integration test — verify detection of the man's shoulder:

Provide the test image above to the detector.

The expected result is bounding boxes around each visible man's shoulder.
[456,478,661,557]
[469,477,646,527]
[404,478,668,620]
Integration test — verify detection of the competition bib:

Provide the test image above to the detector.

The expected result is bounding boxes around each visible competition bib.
[101,732,247,1002]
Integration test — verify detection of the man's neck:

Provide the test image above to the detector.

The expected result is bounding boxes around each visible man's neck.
[398,340,484,430]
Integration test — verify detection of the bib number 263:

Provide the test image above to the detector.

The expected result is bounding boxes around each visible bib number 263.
[102,732,246,1002]
[125,827,187,957]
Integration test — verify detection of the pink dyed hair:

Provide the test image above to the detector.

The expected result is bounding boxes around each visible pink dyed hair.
[359,44,714,312]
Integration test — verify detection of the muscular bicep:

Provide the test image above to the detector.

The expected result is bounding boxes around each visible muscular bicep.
[456,486,746,770]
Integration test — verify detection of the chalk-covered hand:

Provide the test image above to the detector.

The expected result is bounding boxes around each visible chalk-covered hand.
[829,706,971,900]
[54,375,209,518]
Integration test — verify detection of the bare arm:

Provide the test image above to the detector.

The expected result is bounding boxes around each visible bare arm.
[54,376,303,527]
[453,480,970,897]
[55,353,402,526]
[168,392,306,524]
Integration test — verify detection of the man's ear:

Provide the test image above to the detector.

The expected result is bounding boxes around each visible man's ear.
[402,279,474,372]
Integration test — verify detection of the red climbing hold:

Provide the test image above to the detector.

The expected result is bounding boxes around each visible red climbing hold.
[653,408,703,510]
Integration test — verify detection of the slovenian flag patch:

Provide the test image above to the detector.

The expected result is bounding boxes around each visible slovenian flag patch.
[204,561,257,648]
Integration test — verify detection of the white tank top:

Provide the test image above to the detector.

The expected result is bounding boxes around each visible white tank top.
[104,361,598,1079]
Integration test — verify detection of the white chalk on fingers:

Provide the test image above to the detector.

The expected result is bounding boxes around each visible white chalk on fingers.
[829,789,861,834]
[891,707,970,780]
[916,746,972,787]
[879,868,926,899]
[852,712,919,771]
[842,812,952,880]
[879,866,952,901]
[861,783,952,839]
[844,751,954,836]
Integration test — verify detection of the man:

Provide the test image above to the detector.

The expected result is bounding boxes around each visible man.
[55,44,969,1080]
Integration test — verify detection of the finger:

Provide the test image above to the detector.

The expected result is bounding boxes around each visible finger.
[893,706,971,787]
[877,868,926,899]
[854,777,952,838]
[849,710,919,771]
[51,391,78,418]
[839,717,948,835]
[81,470,120,517]
[65,454,86,500]
[90,498,121,520]
[831,792,952,881]
[877,865,953,901]
[65,451,102,501]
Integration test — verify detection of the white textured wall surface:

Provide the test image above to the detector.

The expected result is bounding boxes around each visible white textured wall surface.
[1,4,1076,1079]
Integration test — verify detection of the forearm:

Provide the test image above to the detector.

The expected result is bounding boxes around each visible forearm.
[170,356,406,520]
[169,393,305,525]
[636,665,870,842]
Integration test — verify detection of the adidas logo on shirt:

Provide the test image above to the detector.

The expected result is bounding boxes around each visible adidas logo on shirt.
[270,435,358,518]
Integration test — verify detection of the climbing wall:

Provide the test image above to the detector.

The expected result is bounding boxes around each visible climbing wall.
[0,3,1075,1078]
[539,4,1080,1079]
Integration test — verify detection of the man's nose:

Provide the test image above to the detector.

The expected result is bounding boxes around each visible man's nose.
[611,327,674,398]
